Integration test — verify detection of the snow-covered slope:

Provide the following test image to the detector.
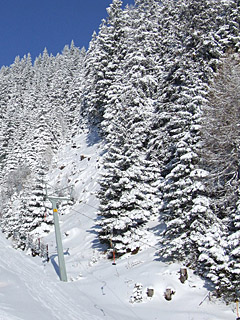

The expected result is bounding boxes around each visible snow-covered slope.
[0,131,236,320]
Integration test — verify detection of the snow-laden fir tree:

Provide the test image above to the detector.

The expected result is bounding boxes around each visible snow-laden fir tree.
[147,0,232,269]
[98,0,162,255]
[200,52,240,300]
[0,45,84,248]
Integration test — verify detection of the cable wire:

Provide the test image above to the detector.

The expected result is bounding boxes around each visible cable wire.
[70,206,161,251]
[70,207,96,222]
[79,200,99,211]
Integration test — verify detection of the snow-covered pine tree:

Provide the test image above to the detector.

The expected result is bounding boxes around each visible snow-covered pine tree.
[65,43,86,137]
[0,56,35,241]
[194,1,240,299]
[48,42,84,142]
[99,98,162,255]
[216,0,240,54]
[200,52,240,300]
[98,0,162,255]
[201,52,240,223]
[0,44,83,248]
[82,0,130,128]
[0,65,12,183]
[155,0,240,299]
[153,0,226,265]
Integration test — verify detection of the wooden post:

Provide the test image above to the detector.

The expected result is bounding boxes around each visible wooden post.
[46,244,49,262]
[147,288,154,298]
[112,249,116,265]
[164,288,175,301]
[236,299,240,319]
[179,267,188,284]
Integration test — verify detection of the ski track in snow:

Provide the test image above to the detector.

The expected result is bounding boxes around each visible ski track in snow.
[0,232,104,320]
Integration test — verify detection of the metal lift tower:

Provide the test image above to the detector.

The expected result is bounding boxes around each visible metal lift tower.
[45,185,73,282]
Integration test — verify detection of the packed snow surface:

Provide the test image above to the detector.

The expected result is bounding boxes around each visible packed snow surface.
[0,131,236,320]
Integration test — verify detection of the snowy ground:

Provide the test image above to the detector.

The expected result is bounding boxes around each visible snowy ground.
[0,130,237,320]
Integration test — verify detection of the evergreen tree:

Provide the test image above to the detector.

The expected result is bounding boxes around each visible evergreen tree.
[82,0,128,126]
[98,0,162,255]
[153,0,226,265]
[0,44,84,249]
[200,52,240,300]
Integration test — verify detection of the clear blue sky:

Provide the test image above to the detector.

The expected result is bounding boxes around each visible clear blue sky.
[0,0,135,67]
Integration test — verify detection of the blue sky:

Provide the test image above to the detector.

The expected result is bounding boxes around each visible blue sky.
[0,0,134,67]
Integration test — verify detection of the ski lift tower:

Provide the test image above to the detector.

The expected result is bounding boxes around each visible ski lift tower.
[45,185,73,282]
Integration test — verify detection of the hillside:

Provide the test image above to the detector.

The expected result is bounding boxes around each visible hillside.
[1,0,240,308]
[0,131,235,320]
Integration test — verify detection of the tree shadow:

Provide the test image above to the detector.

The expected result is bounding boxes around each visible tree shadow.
[85,126,102,147]
[87,224,108,253]
[149,222,166,237]
[50,250,70,280]
[50,254,60,278]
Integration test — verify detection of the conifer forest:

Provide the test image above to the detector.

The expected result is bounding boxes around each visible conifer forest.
[0,0,240,303]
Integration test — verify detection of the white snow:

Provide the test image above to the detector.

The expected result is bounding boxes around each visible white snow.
[190,169,209,178]
[0,132,236,320]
